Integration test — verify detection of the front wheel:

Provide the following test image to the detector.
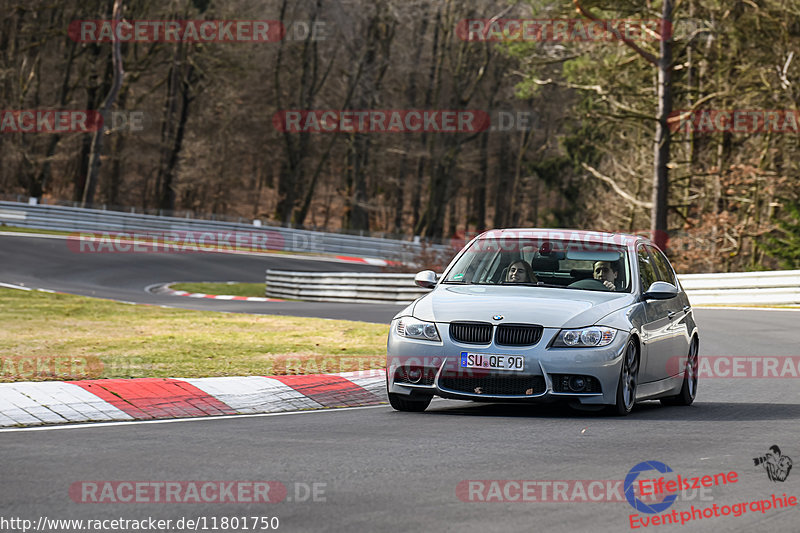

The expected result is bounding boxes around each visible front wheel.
[610,339,639,416]
[388,392,432,412]
[661,338,699,406]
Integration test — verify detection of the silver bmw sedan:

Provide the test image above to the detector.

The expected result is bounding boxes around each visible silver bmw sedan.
[386,229,699,415]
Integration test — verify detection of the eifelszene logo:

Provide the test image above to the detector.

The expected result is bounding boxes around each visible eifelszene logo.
[625,461,678,514]
[626,462,739,512]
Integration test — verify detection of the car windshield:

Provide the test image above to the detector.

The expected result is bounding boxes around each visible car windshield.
[442,237,632,293]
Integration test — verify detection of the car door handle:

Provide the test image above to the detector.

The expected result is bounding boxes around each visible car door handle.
[683,305,691,313]
[667,311,677,319]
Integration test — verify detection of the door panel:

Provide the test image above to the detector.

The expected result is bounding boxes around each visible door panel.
[637,245,669,382]
[647,245,691,376]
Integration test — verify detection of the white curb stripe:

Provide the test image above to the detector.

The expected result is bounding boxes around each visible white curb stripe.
[6,383,88,423]
[10,382,133,423]
[0,382,134,426]
[0,282,32,291]
[0,387,64,425]
[337,371,386,397]
[0,404,391,433]
[0,411,18,426]
[0,371,387,427]
[362,258,390,266]
[181,376,325,413]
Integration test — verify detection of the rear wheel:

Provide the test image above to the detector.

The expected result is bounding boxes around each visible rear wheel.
[610,339,639,416]
[388,392,432,412]
[661,338,699,406]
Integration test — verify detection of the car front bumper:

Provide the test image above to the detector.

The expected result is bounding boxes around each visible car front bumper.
[386,320,629,406]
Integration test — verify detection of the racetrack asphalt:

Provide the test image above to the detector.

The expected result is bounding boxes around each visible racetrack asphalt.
[0,232,401,323]
[2,232,800,532]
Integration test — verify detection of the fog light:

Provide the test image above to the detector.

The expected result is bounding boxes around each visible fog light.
[407,366,423,384]
[569,376,587,392]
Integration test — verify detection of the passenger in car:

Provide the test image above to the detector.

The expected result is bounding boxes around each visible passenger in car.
[505,260,538,283]
[593,260,619,290]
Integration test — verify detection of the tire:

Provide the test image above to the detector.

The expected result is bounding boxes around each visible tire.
[610,338,639,416]
[661,338,699,406]
[388,392,432,412]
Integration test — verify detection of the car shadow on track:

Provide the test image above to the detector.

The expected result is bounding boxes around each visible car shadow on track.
[424,401,607,419]
[422,400,800,421]
[624,400,800,421]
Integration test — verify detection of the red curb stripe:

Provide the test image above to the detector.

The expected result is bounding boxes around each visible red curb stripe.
[163,286,283,302]
[270,374,381,408]
[69,378,237,419]
[333,255,399,266]
[335,255,369,264]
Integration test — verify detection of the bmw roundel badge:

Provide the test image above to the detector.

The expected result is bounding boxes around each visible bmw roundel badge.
[492,315,504,321]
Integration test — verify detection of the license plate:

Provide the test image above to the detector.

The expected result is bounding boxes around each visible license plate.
[460,352,524,372]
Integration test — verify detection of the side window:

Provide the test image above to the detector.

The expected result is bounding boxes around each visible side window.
[648,245,677,286]
[637,245,657,292]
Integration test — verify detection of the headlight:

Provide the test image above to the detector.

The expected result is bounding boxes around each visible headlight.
[552,327,617,347]
[396,317,441,341]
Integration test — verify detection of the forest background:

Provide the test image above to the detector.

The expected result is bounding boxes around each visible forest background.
[2,0,800,273]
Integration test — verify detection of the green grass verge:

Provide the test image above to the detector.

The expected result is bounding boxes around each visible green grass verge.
[0,225,72,236]
[0,288,388,382]
[169,282,266,297]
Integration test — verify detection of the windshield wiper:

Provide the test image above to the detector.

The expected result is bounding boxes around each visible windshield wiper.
[498,282,569,288]
[533,283,570,289]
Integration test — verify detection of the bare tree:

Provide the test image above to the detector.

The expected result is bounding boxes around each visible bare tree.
[82,0,124,207]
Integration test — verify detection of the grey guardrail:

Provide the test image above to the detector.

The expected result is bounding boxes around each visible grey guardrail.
[0,200,447,261]
[265,271,427,304]
[266,269,800,306]
[679,270,800,306]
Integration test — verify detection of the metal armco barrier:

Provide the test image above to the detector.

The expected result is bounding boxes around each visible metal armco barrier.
[0,200,447,260]
[265,271,427,304]
[266,270,800,306]
[679,270,800,306]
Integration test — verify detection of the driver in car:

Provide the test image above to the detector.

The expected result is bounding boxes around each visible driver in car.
[593,260,619,290]
[506,260,538,283]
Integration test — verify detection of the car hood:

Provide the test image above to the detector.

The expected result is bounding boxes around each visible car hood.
[411,285,634,329]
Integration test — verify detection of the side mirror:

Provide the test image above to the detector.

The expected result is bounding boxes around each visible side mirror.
[642,281,678,300]
[414,270,437,289]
